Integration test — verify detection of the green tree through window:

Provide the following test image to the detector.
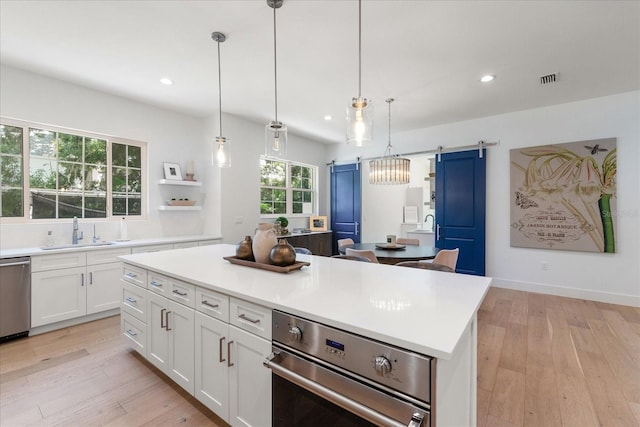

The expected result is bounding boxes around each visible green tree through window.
[260,158,316,216]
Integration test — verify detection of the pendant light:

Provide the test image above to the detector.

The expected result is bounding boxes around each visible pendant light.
[346,0,373,146]
[369,98,410,184]
[211,31,231,168]
[265,0,287,158]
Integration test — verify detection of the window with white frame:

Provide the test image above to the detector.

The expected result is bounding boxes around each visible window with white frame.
[0,119,146,220]
[260,157,316,216]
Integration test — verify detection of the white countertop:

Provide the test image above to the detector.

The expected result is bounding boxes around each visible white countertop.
[0,234,222,259]
[120,244,491,360]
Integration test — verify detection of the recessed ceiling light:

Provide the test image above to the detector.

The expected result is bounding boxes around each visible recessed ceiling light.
[324,115,332,121]
[480,75,495,83]
[160,77,174,85]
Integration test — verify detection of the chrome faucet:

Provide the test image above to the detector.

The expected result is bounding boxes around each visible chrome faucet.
[92,224,100,244]
[72,216,83,244]
[424,214,435,232]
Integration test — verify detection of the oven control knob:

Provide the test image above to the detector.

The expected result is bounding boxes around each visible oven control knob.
[374,356,392,376]
[288,326,302,342]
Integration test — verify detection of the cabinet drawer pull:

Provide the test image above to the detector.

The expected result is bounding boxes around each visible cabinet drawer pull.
[165,311,171,331]
[172,289,188,297]
[160,308,166,329]
[89,272,93,285]
[219,336,226,363]
[126,272,138,278]
[238,313,260,324]
[81,273,84,287]
[126,329,137,337]
[227,340,234,367]
[126,297,137,303]
[202,300,219,309]
[150,280,162,288]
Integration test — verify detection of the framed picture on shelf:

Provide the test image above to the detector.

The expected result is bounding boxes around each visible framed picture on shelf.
[163,162,183,180]
[309,215,328,232]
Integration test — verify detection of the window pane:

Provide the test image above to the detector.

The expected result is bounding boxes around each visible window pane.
[29,129,56,157]
[1,156,22,187]
[292,191,302,202]
[29,160,57,189]
[303,192,312,203]
[0,125,22,155]
[31,191,56,219]
[113,197,126,216]
[58,162,83,191]
[292,202,303,214]
[58,194,82,218]
[273,202,286,214]
[1,189,22,217]
[85,138,106,164]
[57,133,83,162]
[128,195,142,215]
[85,196,106,218]
[112,143,126,166]
[260,159,286,187]
[128,145,141,168]
[84,164,106,191]
[128,169,141,192]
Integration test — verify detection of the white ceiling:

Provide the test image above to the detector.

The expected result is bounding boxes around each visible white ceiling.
[1,1,638,144]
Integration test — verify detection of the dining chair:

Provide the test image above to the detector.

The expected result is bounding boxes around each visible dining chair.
[294,247,312,255]
[396,238,420,246]
[345,248,379,263]
[337,238,355,253]
[424,248,459,271]
[331,255,371,262]
[395,261,454,272]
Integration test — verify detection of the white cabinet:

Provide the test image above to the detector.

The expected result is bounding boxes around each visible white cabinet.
[407,231,436,246]
[228,325,272,427]
[194,297,271,426]
[31,247,130,327]
[146,291,195,395]
[32,266,86,327]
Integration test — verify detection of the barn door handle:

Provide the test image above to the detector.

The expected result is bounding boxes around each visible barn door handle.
[436,224,440,241]
[354,222,359,236]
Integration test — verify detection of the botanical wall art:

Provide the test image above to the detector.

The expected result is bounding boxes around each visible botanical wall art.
[510,138,617,253]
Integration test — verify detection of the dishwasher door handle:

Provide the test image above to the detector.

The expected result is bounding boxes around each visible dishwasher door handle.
[1,261,30,267]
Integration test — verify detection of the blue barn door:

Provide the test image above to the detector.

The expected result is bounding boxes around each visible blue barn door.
[330,163,362,254]
[435,150,486,275]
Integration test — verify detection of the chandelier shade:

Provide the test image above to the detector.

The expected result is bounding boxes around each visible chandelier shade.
[369,98,410,185]
[211,31,230,168]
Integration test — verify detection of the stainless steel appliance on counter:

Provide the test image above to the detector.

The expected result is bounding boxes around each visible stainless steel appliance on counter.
[265,310,435,427]
[0,257,31,341]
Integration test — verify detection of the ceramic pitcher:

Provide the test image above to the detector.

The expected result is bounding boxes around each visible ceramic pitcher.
[252,223,278,264]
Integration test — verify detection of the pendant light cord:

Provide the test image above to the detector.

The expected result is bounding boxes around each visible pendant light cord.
[358,0,362,98]
[385,98,394,157]
[217,39,223,136]
[273,4,279,124]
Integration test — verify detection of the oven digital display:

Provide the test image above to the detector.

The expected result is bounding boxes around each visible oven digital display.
[326,339,345,351]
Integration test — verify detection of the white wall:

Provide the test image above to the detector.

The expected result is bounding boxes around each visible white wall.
[327,91,640,306]
[217,113,329,245]
[0,65,209,248]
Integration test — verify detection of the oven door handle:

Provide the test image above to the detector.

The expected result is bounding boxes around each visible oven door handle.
[264,352,422,427]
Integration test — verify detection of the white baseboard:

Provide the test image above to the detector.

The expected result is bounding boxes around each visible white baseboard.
[29,309,120,336]
[490,278,640,308]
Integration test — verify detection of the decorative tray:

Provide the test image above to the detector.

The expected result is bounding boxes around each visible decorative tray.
[223,256,310,273]
[375,243,406,250]
[167,200,196,206]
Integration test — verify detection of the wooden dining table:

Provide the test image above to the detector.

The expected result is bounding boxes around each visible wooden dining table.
[339,243,440,265]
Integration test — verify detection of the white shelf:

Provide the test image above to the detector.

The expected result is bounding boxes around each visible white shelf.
[158,179,202,187]
[158,205,202,211]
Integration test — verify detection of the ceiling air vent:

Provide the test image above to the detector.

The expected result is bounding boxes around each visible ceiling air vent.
[540,73,558,85]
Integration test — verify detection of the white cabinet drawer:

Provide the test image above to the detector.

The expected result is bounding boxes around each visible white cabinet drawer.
[173,241,199,249]
[195,287,229,322]
[148,272,195,308]
[132,244,173,254]
[198,240,221,246]
[32,252,86,272]
[122,264,147,288]
[229,298,271,340]
[87,247,131,265]
[121,311,146,357]
[122,280,147,322]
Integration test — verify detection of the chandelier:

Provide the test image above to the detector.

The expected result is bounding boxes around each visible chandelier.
[369,98,410,184]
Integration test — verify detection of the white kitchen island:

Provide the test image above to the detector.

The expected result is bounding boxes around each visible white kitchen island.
[120,244,491,427]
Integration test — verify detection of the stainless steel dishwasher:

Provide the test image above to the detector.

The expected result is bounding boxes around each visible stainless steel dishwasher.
[0,257,31,341]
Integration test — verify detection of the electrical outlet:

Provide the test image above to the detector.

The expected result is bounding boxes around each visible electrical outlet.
[541,262,549,271]
[234,216,243,224]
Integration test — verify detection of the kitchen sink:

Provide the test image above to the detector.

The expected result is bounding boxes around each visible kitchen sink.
[40,242,115,250]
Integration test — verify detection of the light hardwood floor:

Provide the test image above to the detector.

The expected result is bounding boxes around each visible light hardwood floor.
[1,287,638,426]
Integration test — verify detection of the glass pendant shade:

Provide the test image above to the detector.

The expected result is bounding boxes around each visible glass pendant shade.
[346,96,373,146]
[265,121,287,158]
[369,157,410,184]
[214,136,231,168]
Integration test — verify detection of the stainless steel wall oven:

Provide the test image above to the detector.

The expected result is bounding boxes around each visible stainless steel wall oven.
[264,310,435,427]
